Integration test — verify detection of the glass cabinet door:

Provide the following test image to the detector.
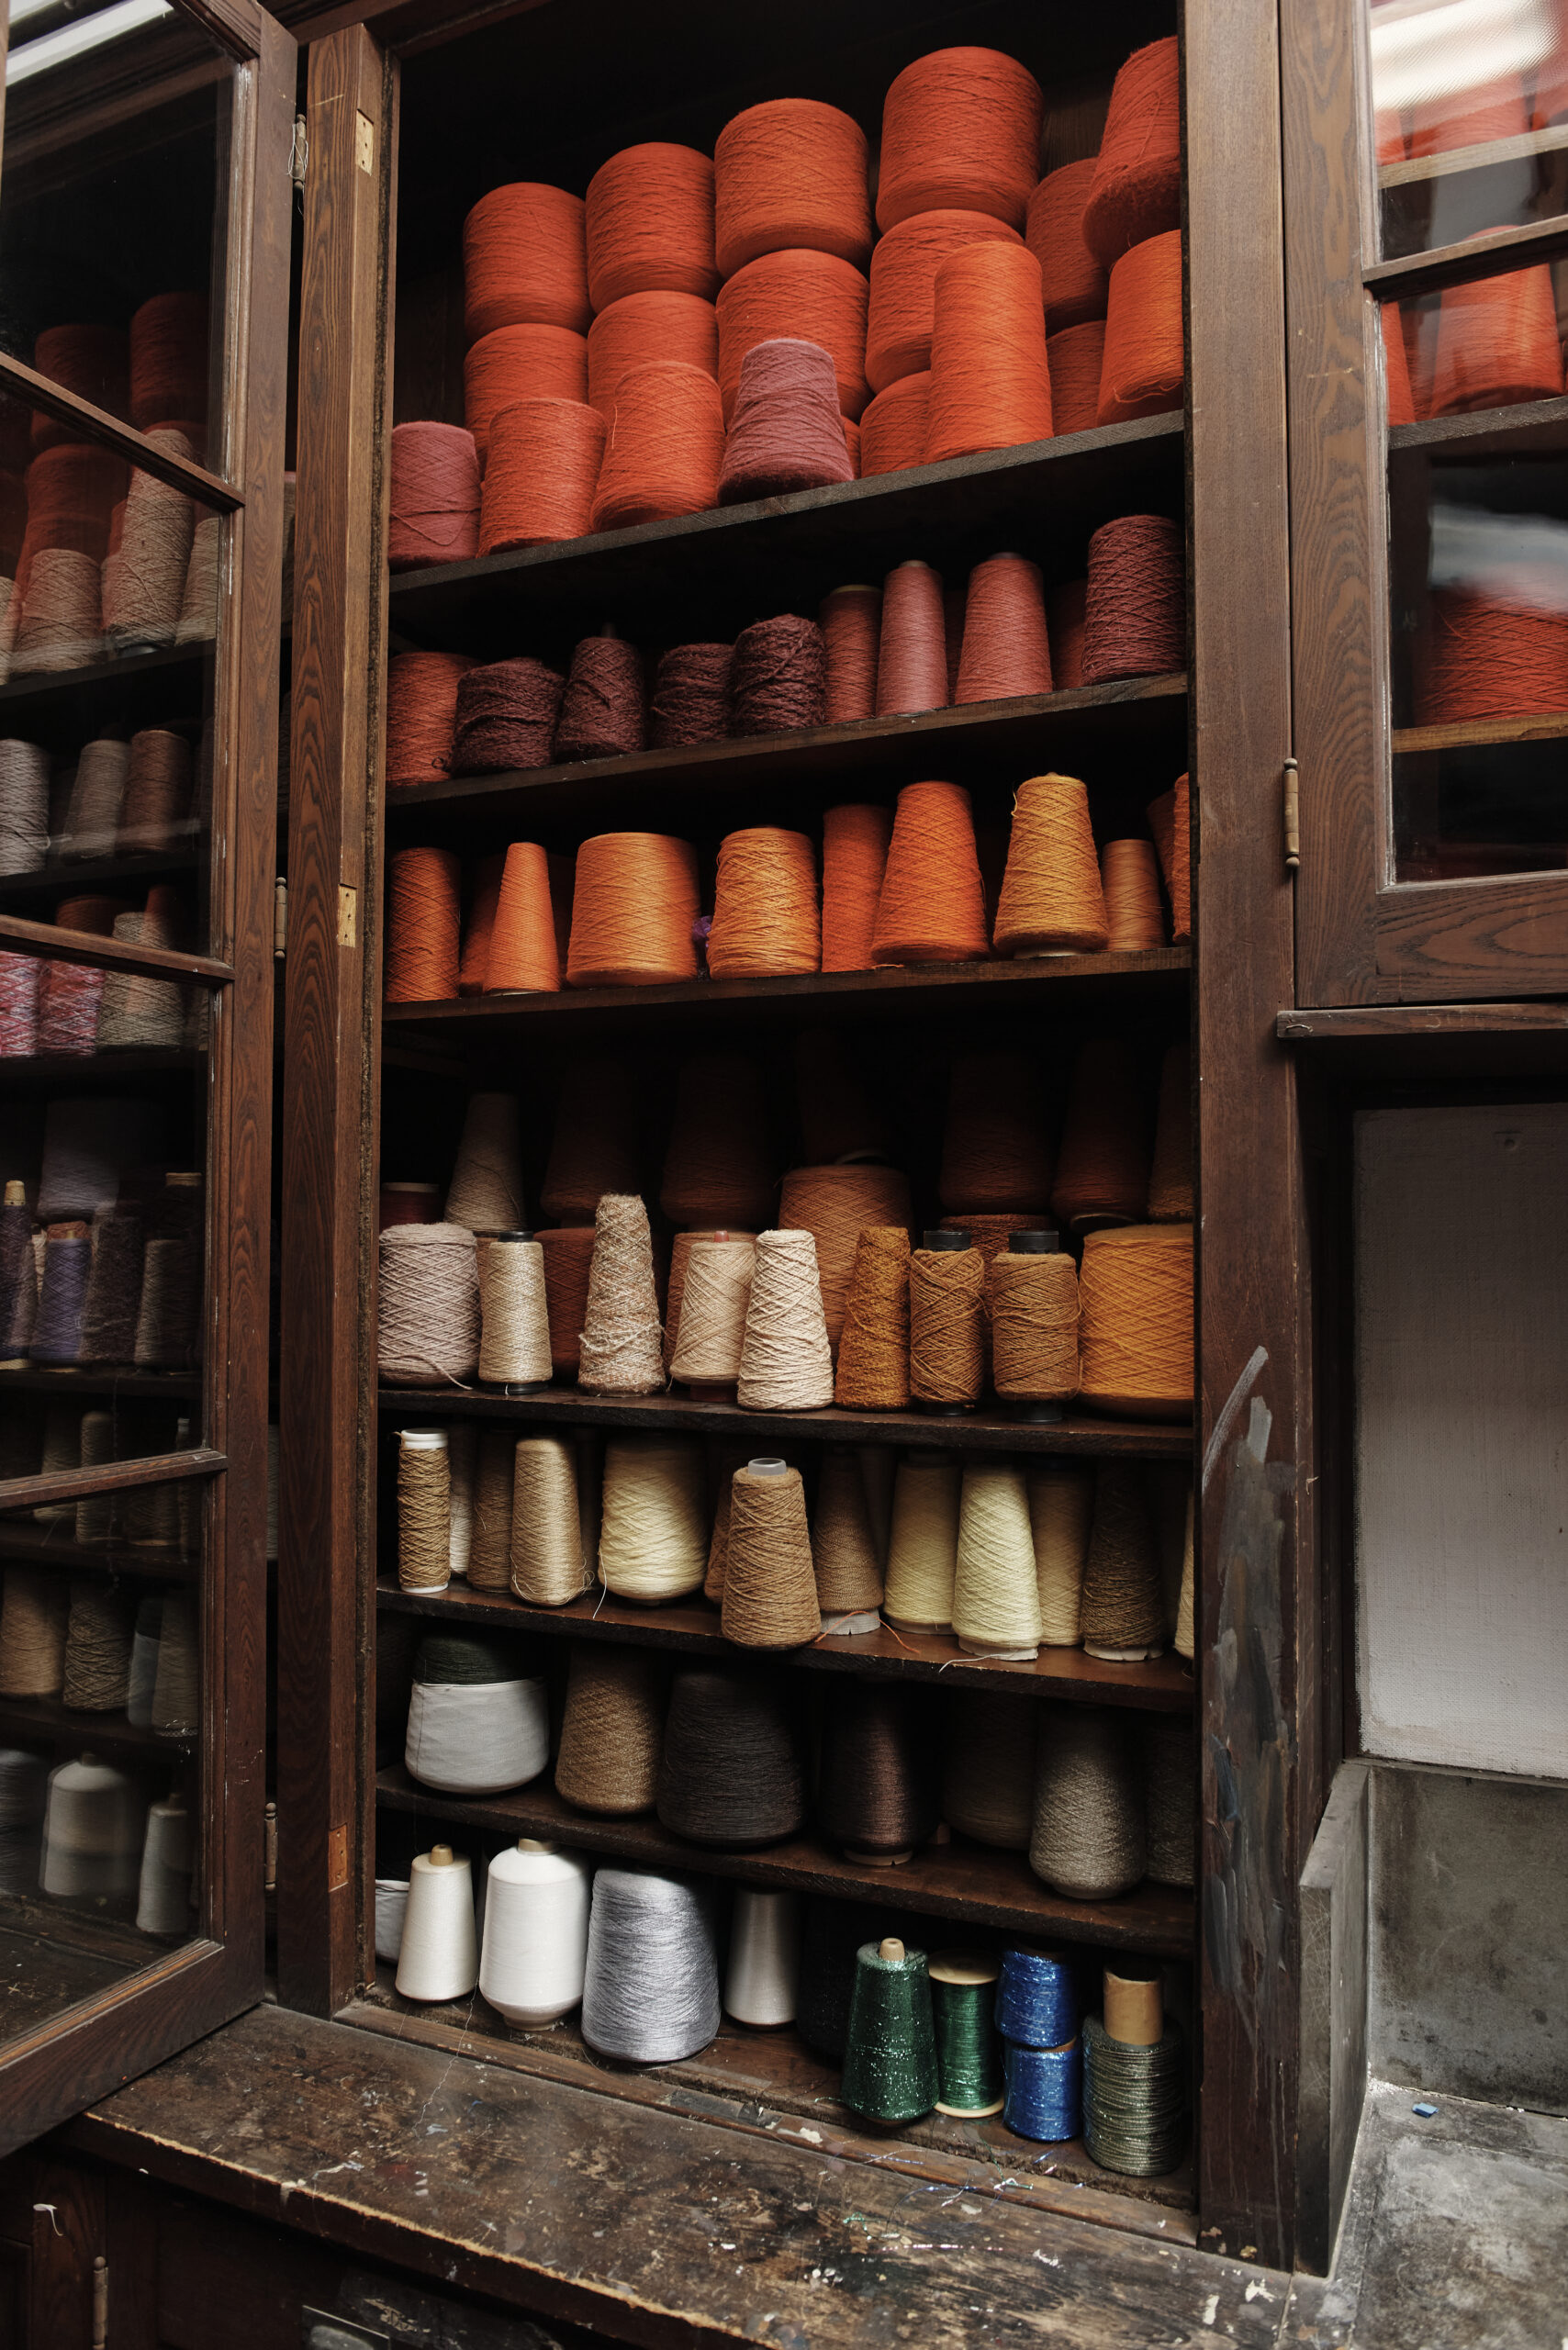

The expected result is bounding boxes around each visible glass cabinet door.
[0,0,292,2151]
[1284,0,1568,999]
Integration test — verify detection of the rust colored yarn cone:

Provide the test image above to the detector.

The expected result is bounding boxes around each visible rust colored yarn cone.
[834,1226,911,1409]
[590,363,724,531]
[877,49,1043,231]
[1098,233,1184,425]
[543,1059,640,1221]
[1051,1038,1151,1231]
[1047,578,1086,688]
[956,553,1052,702]
[1417,581,1568,723]
[32,327,129,448]
[1403,302,1436,420]
[876,559,948,714]
[859,372,930,475]
[587,143,718,309]
[844,419,861,476]
[871,779,990,966]
[1101,837,1167,950]
[1082,514,1185,683]
[716,251,869,422]
[555,634,647,761]
[661,1052,776,1226]
[538,1228,596,1374]
[458,852,504,993]
[386,846,460,1004]
[1431,256,1564,415]
[1078,1223,1193,1418]
[17,444,126,599]
[1410,73,1527,155]
[866,209,1023,392]
[1145,774,1191,941]
[938,1048,1052,1212]
[714,100,873,277]
[464,184,589,340]
[388,423,480,569]
[465,325,588,461]
[821,584,881,720]
[718,339,854,504]
[1083,39,1182,268]
[453,658,565,774]
[1027,161,1111,331]
[1147,1040,1193,1221]
[651,643,732,746]
[566,832,700,987]
[1047,322,1108,435]
[708,826,821,978]
[587,292,718,420]
[822,802,892,970]
[485,843,561,992]
[480,398,606,553]
[129,293,207,431]
[926,242,1052,463]
[778,1163,913,1349]
[1383,305,1416,428]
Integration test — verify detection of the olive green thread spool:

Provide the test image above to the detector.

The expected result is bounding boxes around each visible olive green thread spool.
[928,1950,1003,2117]
[841,1935,938,2126]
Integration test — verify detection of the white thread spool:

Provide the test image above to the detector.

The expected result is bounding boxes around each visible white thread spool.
[444,1091,525,1232]
[952,1461,1043,1659]
[40,1753,145,1899]
[404,1641,550,1796]
[724,1887,801,2028]
[581,1867,720,2064]
[882,1451,962,1631]
[395,1845,479,2002]
[479,1839,593,2025]
[477,1232,553,1386]
[375,1876,410,1964]
[599,1437,707,1602]
[127,1597,162,1727]
[136,1794,194,1936]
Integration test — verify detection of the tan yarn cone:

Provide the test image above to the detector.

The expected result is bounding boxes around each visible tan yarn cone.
[812,1445,885,1617]
[1028,1460,1094,1645]
[578,1192,665,1394]
[994,773,1110,956]
[554,1642,666,1816]
[721,1462,821,1649]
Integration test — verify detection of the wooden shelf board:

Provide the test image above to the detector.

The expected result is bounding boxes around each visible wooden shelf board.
[0,1046,206,1094]
[1379,122,1568,189]
[0,643,214,754]
[375,1576,1194,1709]
[0,1524,196,1581]
[1393,709,1568,754]
[0,846,203,907]
[0,1691,193,1757]
[375,1766,1193,1955]
[1388,391,1568,462]
[377,1383,1193,1457]
[0,1367,201,1398]
[1367,212,1568,298]
[1279,1001,1568,1040]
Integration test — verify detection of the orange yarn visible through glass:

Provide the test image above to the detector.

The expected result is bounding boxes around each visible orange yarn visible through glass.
[926,241,1052,463]
[994,772,1108,957]
[1417,580,1568,724]
[1101,837,1168,951]
[871,779,990,966]
[1383,305,1417,425]
[487,842,562,992]
[386,846,461,1004]
[707,827,821,978]
[1430,254,1564,415]
[821,803,892,970]
[566,832,700,988]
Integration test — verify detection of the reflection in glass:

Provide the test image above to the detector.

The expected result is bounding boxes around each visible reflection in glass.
[1386,261,1565,425]
[1371,0,1568,255]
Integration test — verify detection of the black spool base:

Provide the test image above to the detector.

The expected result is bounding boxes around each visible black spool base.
[1012,1401,1066,1424]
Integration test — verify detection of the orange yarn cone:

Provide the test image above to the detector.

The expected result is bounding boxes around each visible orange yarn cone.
[589,363,724,531]
[31,326,128,449]
[660,1052,776,1226]
[1409,73,1528,156]
[1145,775,1190,942]
[822,803,893,970]
[459,852,505,993]
[1097,232,1184,424]
[566,833,700,988]
[778,1164,913,1348]
[877,49,1044,231]
[1416,582,1568,723]
[1027,161,1110,330]
[938,1048,1052,1212]
[707,827,821,978]
[586,144,718,309]
[714,100,873,275]
[386,847,460,1004]
[486,842,562,993]
[465,326,588,461]
[956,554,1052,702]
[871,780,990,966]
[1051,1038,1151,1230]
[866,209,1023,392]
[926,242,1052,462]
[464,184,589,339]
[877,558,948,714]
[859,373,931,475]
[1047,321,1107,434]
[715,250,870,422]
[1101,837,1168,950]
[480,398,606,551]
[821,584,881,720]
[845,418,861,476]
[994,773,1109,956]
[1430,254,1564,414]
[587,292,719,420]
[1078,1224,1194,1419]
[1383,305,1416,427]
[1083,39,1182,268]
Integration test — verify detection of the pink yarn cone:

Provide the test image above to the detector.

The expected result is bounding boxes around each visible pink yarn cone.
[956,554,1053,702]
[875,558,948,715]
[718,338,854,504]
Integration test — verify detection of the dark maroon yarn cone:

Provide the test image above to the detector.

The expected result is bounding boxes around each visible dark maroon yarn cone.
[451,658,565,774]
[554,635,648,761]
[651,643,732,747]
[1081,514,1185,683]
[718,338,854,505]
[729,615,828,734]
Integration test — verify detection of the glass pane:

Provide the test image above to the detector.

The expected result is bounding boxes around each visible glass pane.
[1382,265,1565,425]
[1371,0,1568,258]
[0,15,231,472]
[0,1467,205,2041]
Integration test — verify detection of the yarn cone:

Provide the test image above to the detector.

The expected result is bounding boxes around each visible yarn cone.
[994,774,1109,956]
[577,1193,664,1394]
[720,1462,820,1650]
[1050,1039,1151,1229]
[812,1446,885,1619]
[842,1937,939,2124]
[871,780,989,965]
[834,1225,911,1409]
[1080,1463,1166,1658]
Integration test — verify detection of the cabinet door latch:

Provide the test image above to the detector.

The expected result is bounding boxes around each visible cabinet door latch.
[93,2255,108,2350]
[1282,756,1300,871]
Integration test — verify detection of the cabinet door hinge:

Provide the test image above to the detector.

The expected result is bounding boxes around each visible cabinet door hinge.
[92,2255,108,2350]
[1282,756,1300,871]
[289,114,308,206]
[265,1798,278,1894]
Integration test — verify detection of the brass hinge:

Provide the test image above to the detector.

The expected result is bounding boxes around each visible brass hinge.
[92,2255,108,2350]
[288,114,308,207]
[274,875,288,960]
[1282,756,1300,871]
[264,1799,278,1894]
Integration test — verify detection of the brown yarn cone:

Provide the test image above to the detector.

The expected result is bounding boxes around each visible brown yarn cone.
[989,1247,1080,1403]
[834,1225,911,1408]
[1080,1462,1166,1658]
[720,1463,821,1650]
[812,1445,885,1616]
[909,1242,985,1405]
[1078,1225,1194,1420]
[554,1642,666,1816]
[1049,1038,1151,1230]
[659,1052,775,1225]
[540,1058,640,1222]
[937,1047,1051,1211]
[777,1163,912,1350]
[941,1688,1036,1849]
[1146,774,1190,942]
[1101,837,1167,951]
[994,773,1109,957]
[1147,1040,1193,1220]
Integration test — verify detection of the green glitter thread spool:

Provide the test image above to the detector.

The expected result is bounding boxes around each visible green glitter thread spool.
[928,1950,1003,2118]
[841,1936,938,2125]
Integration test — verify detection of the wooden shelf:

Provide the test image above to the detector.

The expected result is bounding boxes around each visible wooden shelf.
[1393,710,1568,755]
[1379,122,1568,190]
[0,1524,196,1581]
[1366,213,1568,299]
[0,1367,200,1399]
[0,1046,206,1094]
[0,846,202,910]
[377,1383,1193,1458]
[375,1765,1193,1956]
[375,1577,1194,1709]
[1388,391,1568,462]
[386,420,1184,650]
[385,676,1188,842]
[0,1691,193,1757]
[0,642,214,751]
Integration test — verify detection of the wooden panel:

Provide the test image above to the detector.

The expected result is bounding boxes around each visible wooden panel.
[1372,875,1568,998]
[0,1446,223,1515]
[0,352,242,506]
[0,914,231,985]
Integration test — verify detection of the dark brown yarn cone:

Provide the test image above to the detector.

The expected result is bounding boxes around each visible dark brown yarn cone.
[940,1688,1037,1850]
[937,1047,1052,1212]
[1146,1039,1193,1220]
[1144,1715,1195,1886]
[812,1445,885,1616]
[834,1227,911,1410]
[720,1463,821,1649]
[1079,1462,1166,1658]
[554,1641,667,1816]
[656,1665,805,1847]
[1049,1038,1151,1230]
[659,1051,776,1226]
[816,1679,938,1863]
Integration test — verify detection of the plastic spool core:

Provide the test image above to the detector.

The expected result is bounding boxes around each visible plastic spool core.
[1007,1228,1066,1424]
[879,1936,904,1962]
[429,1843,454,1866]
[516,1836,553,1852]
[1103,1958,1163,2046]
[747,1457,788,1476]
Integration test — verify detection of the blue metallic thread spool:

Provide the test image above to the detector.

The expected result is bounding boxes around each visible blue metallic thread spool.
[1002,2034,1082,2142]
[995,1943,1079,2048]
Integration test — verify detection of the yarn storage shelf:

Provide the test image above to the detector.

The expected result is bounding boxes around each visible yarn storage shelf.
[0,1525,198,1583]
[0,1046,206,1094]
[0,643,215,752]
[375,1578,1194,1707]
[0,847,203,911]
[0,1367,202,1398]
[1387,392,1568,460]
[0,1692,194,1758]
[375,1766,1193,1957]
